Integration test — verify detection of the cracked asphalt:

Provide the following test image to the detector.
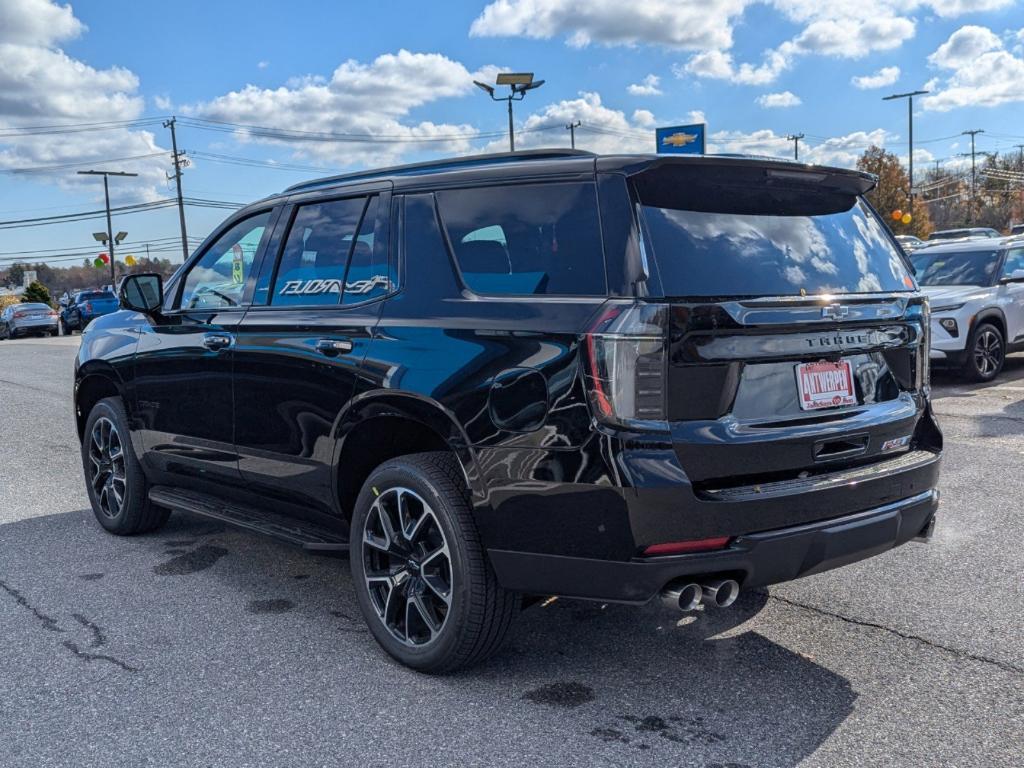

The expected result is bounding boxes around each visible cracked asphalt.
[1,334,1022,767]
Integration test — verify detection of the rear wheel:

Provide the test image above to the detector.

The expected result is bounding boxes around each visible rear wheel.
[350,452,518,672]
[964,322,1004,382]
[81,397,169,535]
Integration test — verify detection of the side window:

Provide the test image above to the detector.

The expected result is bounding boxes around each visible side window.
[271,196,369,306]
[179,211,271,310]
[1002,248,1024,277]
[435,182,606,296]
[342,196,388,305]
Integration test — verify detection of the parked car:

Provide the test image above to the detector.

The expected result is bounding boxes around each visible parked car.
[75,150,942,672]
[1009,223,1024,236]
[0,302,59,339]
[911,238,1024,380]
[60,290,119,334]
[927,227,1001,241]
[895,234,924,252]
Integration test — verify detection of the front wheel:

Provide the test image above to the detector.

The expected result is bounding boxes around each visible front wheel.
[81,397,169,535]
[350,452,519,673]
[964,322,1004,382]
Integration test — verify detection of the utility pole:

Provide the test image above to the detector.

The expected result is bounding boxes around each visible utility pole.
[785,133,804,161]
[1015,144,1024,170]
[76,170,138,287]
[163,117,190,261]
[565,120,581,149]
[883,90,928,216]
[963,129,984,222]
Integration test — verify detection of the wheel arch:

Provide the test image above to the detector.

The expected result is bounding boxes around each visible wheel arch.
[971,307,1007,340]
[333,391,485,520]
[74,364,126,440]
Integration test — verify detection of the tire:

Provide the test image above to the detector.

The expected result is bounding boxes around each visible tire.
[81,397,169,535]
[60,319,69,336]
[963,321,1004,382]
[350,452,519,673]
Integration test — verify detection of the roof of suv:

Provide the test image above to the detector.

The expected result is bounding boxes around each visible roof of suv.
[277,148,877,198]
[913,236,1014,254]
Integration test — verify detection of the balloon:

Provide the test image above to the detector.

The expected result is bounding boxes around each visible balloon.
[891,209,903,221]
[93,258,105,268]
[124,254,137,266]
[99,252,110,264]
[901,213,912,225]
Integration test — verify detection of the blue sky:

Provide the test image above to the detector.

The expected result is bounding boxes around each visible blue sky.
[2,0,1023,268]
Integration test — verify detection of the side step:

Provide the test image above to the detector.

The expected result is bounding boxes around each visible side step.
[149,486,349,553]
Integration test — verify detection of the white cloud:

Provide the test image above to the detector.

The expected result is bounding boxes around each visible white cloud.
[188,50,496,166]
[486,91,655,154]
[925,0,1014,15]
[708,127,891,168]
[257,60,269,69]
[851,66,901,89]
[153,94,173,110]
[627,74,662,96]
[469,0,751,50]
[756,90,802,108]
[923,25,1024,110]
[0,0,167,200]
[679,46,792,85]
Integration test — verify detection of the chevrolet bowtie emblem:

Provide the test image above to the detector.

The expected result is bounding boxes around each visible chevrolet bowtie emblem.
[822,303,850,320]
[661,132,698,148]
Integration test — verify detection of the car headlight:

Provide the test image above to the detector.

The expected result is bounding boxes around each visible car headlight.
[932,303,965,313]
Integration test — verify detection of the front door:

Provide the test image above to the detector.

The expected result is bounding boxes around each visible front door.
[232,190,392,515]
[133,209,275,483]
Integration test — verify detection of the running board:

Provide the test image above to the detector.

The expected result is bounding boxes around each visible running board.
[148,486,349,553]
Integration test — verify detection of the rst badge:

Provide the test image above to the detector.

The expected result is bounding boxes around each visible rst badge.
[880,435,912,452]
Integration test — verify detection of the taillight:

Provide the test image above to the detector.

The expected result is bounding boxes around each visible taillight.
[909,299,931,394]
[642,537,731,556]
[13,311,26,319]
[48,310,57,317]
[583,301,669,430]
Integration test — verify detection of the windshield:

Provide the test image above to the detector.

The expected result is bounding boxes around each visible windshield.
[640,198,914,298]
[911,250,1001,286]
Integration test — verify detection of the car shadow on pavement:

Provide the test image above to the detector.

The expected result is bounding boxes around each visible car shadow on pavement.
[1,509,855,767]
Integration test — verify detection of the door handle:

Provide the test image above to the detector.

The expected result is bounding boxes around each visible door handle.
[316,338,354,356]
[202,333,233,351]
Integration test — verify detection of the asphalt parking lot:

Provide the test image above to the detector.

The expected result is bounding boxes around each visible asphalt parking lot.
[1,335,1021,768]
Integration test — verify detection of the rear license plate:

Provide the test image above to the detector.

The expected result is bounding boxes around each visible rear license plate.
[796,360,857,411]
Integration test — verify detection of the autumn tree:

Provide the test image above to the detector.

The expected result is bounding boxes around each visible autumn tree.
[856,145,932,239]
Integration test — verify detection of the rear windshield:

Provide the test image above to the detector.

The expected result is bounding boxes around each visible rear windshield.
[17,303,50,310]
[640,198,914,298]
[80,291,114,301]
[911,250,1001,286]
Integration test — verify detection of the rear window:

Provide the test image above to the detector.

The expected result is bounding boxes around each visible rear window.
[436,182,606,296]
[80,292,114,301]
[911,250,1001,286]
[640,198,914,298]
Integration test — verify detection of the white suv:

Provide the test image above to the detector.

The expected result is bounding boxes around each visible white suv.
[911,238,1024,380]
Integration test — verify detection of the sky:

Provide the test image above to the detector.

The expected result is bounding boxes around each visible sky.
[1,0,1023,269]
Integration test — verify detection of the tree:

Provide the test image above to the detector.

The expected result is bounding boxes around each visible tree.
[0,295,22,312]
[856,145,932,239]
[6,263,26,287]
[22,280,52,306]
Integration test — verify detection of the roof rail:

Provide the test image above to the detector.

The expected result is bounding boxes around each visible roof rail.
[282,148,596,194]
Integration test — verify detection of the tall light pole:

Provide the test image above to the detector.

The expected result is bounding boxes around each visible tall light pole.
[473,72,545,152]
[77,170,138,287]
[883,90,928,216]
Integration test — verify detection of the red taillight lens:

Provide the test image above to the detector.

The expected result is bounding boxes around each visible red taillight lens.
[583,301,669,429]
[48,310,57,317]
[642,537,731,556]
[13,310,27,319]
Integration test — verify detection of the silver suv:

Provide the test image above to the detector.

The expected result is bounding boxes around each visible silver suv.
[911,238,1024,380]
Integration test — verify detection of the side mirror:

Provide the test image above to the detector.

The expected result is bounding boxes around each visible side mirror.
[119,273,164,314]
[1000,268,1024,284]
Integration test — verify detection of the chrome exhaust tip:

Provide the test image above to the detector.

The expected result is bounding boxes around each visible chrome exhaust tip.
[660,582,703,612]
[700,579,740,608]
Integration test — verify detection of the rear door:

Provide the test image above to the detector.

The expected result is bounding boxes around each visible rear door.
[628,162,927,490]
[232,187,391,516]
[133,208,276,482]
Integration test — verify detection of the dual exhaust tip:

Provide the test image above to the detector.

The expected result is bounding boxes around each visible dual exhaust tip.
[660,579,740,612]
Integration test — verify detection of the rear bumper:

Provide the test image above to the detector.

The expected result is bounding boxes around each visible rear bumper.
[12,319,58,334]
[488,489,938,603]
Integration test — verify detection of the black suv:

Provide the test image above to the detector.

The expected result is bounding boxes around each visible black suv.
[75,150,942,672]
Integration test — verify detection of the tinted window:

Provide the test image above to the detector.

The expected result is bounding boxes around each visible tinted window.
[180,212,271,309]
[342,196,389,305]
[641,199,914,298]
[272,197,370,306]
[911,250,1001,286]
[79,291,113,301]
[436,183,606,296]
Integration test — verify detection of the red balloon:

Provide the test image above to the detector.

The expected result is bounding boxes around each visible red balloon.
[99,252,110,264]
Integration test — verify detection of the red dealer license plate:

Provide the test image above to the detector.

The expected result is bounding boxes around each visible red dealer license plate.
[796,360,858,411]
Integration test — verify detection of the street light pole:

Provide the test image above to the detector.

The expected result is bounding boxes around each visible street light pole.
[76,170,138,287]
[474,73,545,153]
[883,90,928,217]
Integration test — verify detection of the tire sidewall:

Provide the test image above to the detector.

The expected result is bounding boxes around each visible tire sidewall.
[81,397,148,533]
[349,460,478,671]
[966,322,1004,381]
